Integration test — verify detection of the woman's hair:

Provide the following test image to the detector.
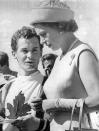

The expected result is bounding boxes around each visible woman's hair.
[11,26,42,52]
[33,20,78,32]
[0,51,9,67]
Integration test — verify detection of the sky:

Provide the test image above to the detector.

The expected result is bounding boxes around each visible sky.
[0,0,99,71]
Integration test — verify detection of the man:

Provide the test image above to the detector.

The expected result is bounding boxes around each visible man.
[1,26,49,131]
[42,53,57,77]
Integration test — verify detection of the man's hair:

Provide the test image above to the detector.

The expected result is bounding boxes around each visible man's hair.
[0,51,9,66]
[11,26,42,51]
[33,20,78,32]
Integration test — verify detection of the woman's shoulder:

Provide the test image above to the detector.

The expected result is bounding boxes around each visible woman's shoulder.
[71,40,98,68]
[72,40,93,54]
[67,40,98,67]
[70,39,96,57]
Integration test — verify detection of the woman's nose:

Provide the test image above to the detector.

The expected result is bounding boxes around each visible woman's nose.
[42,38,49,45]
[40,34,49,46]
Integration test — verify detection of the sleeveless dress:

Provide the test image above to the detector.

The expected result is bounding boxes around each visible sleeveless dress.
[43,40,97,131]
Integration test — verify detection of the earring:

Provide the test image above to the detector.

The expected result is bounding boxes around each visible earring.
[59,31,63,35]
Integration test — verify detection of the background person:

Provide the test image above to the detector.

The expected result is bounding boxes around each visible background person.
[42,53,57,77]
[0,51,17,88]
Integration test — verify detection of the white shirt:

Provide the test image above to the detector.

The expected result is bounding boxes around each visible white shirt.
[5,71,43,117]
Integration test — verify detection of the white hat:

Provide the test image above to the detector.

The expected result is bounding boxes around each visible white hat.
[31,0,74,24]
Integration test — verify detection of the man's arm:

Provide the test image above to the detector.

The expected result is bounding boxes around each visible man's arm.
[12,114,50,131]
[3,123,19,131]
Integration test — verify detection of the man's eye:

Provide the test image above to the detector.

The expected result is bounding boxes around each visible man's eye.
[33,50,37,53]
[32,49,38,53]
[22,50,28,53]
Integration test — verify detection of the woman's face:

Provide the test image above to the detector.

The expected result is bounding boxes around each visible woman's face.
[35,25,61,50]
[13,37,41,75]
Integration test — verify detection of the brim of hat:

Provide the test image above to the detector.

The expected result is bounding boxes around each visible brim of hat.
[30,8,74,25]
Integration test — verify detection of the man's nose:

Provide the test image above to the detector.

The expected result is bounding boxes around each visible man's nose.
[27,52,32,58]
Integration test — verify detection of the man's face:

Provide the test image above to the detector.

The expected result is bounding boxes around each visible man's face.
[14,37,41,75]
[43,59,54,70]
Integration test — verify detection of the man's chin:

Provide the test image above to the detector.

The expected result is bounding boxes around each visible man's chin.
[26,68,37,73]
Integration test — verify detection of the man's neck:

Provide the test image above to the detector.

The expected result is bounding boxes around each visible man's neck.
[18,69,38,76]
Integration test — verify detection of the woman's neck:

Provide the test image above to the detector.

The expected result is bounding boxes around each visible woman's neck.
[61,33,77,55]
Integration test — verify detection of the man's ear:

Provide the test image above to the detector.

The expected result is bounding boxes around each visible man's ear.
[40,50,42,56]
[12,51,17,59]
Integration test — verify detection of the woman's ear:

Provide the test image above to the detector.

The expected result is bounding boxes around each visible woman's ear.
[12,51,17,59]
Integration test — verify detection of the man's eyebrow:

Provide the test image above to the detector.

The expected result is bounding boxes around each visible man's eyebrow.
[33,47,39,49]
[21,47,27,50]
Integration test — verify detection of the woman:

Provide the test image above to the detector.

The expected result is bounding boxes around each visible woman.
[30,0,99,131]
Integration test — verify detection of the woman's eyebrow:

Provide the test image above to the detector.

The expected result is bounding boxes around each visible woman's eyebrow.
[39,31,47,37]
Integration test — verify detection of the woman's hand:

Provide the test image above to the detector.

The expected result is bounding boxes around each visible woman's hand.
[31,98,58,113]
[31,99,67,113]
[12,114,40,131]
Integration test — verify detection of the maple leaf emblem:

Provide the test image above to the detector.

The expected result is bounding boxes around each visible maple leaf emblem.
[7,92,31,119]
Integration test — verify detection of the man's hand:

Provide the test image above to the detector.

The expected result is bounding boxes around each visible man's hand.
[12,114,40,131]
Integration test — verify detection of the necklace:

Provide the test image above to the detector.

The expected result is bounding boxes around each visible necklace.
[68,38,78,51]
[60,38,78,60]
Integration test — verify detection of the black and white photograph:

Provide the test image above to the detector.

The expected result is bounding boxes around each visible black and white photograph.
[0,0,99,131]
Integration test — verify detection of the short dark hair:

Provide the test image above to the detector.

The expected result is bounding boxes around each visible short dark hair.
[0,51,9,66]
[33,20,78,32]
[11,26,42,52]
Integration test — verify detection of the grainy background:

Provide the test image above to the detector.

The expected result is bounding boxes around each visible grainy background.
[0,0,99,71]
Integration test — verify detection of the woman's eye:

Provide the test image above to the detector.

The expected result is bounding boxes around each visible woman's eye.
[39,31,47,38]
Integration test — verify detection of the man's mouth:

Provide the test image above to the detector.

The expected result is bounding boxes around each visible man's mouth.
[25,61,34,65]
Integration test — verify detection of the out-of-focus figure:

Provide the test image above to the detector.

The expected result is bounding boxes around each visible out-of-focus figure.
[0,51,17,131]
[0,51,17,88]
[42,53,57,77]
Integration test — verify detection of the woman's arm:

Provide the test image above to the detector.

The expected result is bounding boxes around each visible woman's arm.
[78,50,99,111]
